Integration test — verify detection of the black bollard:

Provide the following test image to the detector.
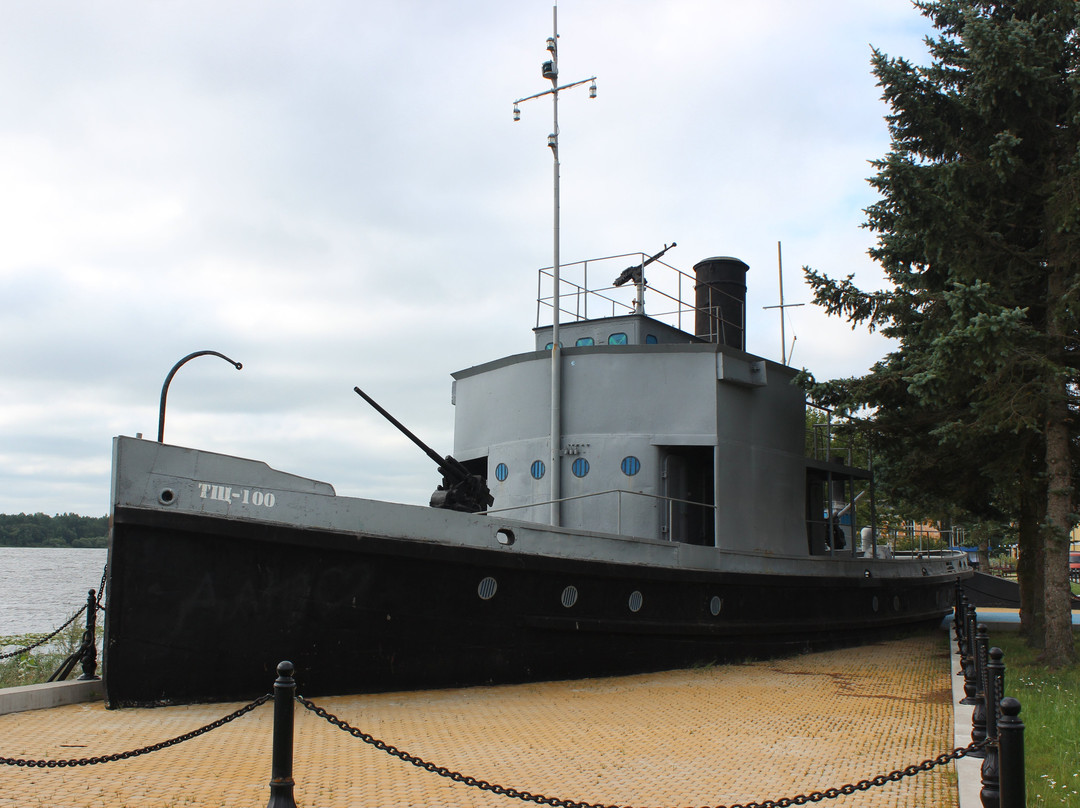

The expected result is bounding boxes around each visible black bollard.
[266,661,298,808]
[954,581,966,655]
[77,589,99,681]
[961,603,979,705]
[980,646,1005,808]
[998,697,1025,808]
[970,624,988,757]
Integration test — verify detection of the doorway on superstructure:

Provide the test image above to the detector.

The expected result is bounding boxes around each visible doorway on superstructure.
[660,446,715,546]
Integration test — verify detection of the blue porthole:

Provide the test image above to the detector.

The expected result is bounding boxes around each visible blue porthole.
[571,458,590,478]
[621,456,641,476]
[645,334,658,344]
[531,460,546,480]
[495,463,508,482]
[608,332,628,345]
[575,337,594,347]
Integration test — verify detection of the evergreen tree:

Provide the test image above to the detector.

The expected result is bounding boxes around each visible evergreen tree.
[803,0,1079,665]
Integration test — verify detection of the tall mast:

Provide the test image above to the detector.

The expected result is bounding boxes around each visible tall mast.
[763,241,803,366]
[513,5,597,526]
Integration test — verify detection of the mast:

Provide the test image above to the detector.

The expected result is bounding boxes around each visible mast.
[513,5,597,526]
[762,241,803,366]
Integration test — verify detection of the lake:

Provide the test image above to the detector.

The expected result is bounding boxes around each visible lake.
[0,547,108,637]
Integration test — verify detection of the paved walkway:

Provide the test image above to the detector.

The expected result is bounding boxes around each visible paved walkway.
[0,632,958,808]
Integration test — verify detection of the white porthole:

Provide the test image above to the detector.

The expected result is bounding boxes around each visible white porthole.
[561,585,578,608]
[496,528,515,546]
[477,576,498,600]
[709,595,723,616]
[628,590,643,613]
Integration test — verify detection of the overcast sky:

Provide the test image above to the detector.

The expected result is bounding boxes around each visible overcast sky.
[0,1,937,517]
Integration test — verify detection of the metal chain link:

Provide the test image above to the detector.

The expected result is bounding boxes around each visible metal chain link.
[0,604,88,660]
[1,563,108,660]
[297,694,986,808]
[1,694,271,768]
[96,564,108,610]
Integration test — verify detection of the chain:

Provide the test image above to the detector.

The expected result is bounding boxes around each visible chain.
[0,604,88,660]
[297,695,986,808]
[1,563,108,660]
[1,694,271,768]
[96,564,108,610]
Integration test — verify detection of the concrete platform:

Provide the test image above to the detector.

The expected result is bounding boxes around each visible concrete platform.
[0,633,960,808]
[0,679,103,717]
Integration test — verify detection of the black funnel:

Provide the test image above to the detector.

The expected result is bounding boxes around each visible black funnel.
[694,257,749,349]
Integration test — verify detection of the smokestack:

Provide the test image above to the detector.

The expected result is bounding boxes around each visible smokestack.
[694,256,749,349]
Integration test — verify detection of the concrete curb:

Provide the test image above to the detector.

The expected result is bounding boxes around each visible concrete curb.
[0,678,104,716]
[950,627,983,808]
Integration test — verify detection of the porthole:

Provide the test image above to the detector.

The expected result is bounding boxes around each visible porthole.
[495,463,509,482]
[545,342,563,351]
[561,585,578,608]
[571,458,590,478]
[159,488,176,505]
[531,460,546,480]
[863,569,872,578]
[628,590,643,613]
[608,332,628,345]
[621,456,641,476]
[496,528,515,546]
[575,337,594,347]
[645,334,658,344]
[709,595,723,616]
[872,595,880,613]
[477,577,498,600]
[892,595,901,611]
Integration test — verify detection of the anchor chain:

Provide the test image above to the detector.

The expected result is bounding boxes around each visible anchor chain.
[297,695,986,808]
[1,694,271,768]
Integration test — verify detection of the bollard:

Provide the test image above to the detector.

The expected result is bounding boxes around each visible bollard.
[954,581,966,655]
[266,661,298,808]
[998,697,1025,808]
[961,603,979,705]
[980,646,1005,808]
[970,623,988,757]
[77,589,99,681]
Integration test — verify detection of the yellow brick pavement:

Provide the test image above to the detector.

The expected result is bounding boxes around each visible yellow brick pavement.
[0,632,957,808]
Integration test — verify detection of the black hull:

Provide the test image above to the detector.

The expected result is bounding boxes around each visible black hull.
[104,506,957,707]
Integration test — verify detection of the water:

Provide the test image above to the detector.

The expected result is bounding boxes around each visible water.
[0,547,108,637]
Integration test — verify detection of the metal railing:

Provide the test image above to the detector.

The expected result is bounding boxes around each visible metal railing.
[484,487,714,541]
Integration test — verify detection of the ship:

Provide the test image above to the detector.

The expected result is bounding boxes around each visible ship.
[102,250,972,707]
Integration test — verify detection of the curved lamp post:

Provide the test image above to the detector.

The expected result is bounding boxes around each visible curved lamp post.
[157,350,243,443]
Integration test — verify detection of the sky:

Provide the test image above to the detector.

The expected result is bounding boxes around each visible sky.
[0,1,939,517]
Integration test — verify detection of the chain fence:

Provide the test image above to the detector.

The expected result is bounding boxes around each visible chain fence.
[297,693,986,808]
[1,565,107,661]
[0,694,270,768]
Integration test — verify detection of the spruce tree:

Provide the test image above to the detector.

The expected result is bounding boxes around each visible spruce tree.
[804,0,1079,664]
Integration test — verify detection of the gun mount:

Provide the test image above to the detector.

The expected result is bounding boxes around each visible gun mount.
[354,386,494,513]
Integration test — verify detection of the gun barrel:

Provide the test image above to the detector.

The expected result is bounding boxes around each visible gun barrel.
[354,386,447,469]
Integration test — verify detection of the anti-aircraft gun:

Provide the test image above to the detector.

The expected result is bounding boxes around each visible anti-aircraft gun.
[354,386,494,513]
[612,242,676,314]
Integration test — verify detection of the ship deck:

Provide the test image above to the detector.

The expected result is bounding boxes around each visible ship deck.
[1,631,965,808]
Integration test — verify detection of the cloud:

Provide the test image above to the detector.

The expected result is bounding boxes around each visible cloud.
[0,0,933,515]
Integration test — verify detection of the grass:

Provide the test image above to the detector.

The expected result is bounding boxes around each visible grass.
[992,633,1080,807]
[0,620,99,688]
